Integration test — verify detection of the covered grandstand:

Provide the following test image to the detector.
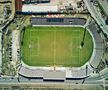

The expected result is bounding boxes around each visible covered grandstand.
[19,65,93,80]
[31,17,87,26]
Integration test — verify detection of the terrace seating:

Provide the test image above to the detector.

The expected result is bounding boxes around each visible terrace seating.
[19,66,44,78]
[88,23,104,68]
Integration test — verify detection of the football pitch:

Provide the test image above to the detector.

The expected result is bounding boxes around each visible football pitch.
[22,27,93,67]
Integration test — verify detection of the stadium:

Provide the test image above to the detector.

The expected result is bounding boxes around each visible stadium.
[17,15,104,82]
[14,0,105,83]
[1,0,108,89]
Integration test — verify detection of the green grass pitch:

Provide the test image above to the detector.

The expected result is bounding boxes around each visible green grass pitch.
[22,26,93,67]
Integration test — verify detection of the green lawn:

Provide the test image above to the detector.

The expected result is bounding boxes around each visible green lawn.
[22,26,93,67]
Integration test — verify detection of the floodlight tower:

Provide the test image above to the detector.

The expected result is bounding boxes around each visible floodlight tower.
[80,27,87,48]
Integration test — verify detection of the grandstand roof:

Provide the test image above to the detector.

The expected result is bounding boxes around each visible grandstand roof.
[43,70,65,80]
[31,17,87,26]
[22,5,58,12]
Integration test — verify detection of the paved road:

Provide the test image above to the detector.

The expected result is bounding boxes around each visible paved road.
[83,0,108,34]
[0,84,106,90]
[0,0,107,85]
[98,0,108,16]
